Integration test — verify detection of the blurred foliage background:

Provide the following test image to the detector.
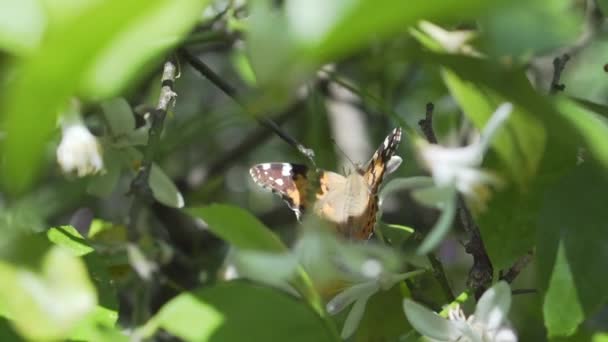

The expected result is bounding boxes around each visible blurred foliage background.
[1,0,608,341]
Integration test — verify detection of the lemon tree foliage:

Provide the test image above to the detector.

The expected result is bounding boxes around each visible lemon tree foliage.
[0,0,607,341]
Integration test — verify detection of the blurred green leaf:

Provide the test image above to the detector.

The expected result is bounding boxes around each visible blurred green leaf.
[100,98,135,137]
[47,226,94,256]
[0,0,45,55]
[0,0,209,193]
[0,246,97,340]
[477,188,538,271]
[186,204,287,252]
[80,0,211,98]
[537,163,608,337]
[355,285,411,341]
[87,149,121,197]
[479,0,581,60]
[150,164,184,208]
[248,0,508,86]
[146,282,336,342]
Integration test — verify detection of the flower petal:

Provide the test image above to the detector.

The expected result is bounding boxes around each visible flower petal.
[416,190,457,254]
[340,292,373,339]
[494,327,518,342]
[326,281,378,315]
[474,281,512,330]
[403,299,461,341]
[478,102,512,155]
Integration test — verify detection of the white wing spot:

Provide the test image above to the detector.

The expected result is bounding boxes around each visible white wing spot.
[281,164,292,176]
[275,178,284,186]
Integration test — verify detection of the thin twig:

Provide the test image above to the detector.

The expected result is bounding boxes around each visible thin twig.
[500,250,534,283]
[130,57,179,206]
[549,54,570,94]
[511,288,538,296]
[457,196,493,299]
[418,102,437,143]
[427,254,456,302]
[178,48,316,165]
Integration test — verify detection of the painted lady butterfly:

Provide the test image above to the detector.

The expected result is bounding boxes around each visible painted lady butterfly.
[250,128,402,240]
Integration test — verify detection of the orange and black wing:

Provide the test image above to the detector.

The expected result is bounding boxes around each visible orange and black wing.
[249,163,310,219]
[363,127,402,194]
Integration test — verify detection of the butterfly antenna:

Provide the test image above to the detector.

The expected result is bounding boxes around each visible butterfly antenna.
[331,138,362,174]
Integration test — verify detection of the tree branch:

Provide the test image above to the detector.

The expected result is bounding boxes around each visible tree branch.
[418,102,437,144]
[178,48,316,165]
[549,54,570,94]
[130,57,179,207]
[500,250,534,283]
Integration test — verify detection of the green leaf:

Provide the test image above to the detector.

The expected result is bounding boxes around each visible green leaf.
[300,0,506,63]
[537,163,608,337]
[147,282,336,342]
[100,98,135,137]
[150,164,184,208]
[87,149,121,197]
[477,187,538,270]
[0,246,97,340]
[47,226,94,256]
[355,285,412,341]
[479,0,581,60]
[0,0,45,55]
[185,204,287,252]
[542,240,584,337]
[80,0,211,98]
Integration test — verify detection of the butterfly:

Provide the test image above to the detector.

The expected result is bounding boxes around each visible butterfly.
[250,127,402,240]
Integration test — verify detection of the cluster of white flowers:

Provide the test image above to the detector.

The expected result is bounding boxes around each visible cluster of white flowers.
[404,281,517,342]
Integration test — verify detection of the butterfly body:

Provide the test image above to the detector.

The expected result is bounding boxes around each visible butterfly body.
[250,128,402,240]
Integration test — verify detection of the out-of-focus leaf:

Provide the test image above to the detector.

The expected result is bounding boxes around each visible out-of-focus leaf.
[537,163,608,337]
[0,246,97,341]
[80,0,211,98]
[248,0,509,86]
[479,0,581,60]
[186,204,287,252]
[563,40,608,107]
[356,285,411,341]
[295,0,505,63]
[477,187,538,270]
[442,69,546,185]
[47,226,94,256]
[0,0,209,193]
[0,0,45,55]
[100,98,135,137]
[150,164,184,208]
[87,148,121,197]
[145,282,336,342]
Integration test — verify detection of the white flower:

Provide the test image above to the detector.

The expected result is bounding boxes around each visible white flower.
[416,103,512,208]
[56,117,104,177]
[417,21,480,56]
[403,281,517,342]
[327,267,425,339]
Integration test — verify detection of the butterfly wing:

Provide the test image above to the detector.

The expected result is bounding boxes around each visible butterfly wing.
[249,163,310,219]
[364,127,402,194]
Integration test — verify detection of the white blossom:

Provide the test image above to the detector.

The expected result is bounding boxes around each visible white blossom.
[327,267,425,339]
[404,281,517,342]
[56,117,104,177]
[416,103,512,208]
